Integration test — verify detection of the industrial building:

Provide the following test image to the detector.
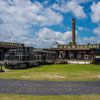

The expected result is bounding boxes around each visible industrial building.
[49,19,100,60]
[0,19,100,62]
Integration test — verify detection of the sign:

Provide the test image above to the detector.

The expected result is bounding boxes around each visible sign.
[59,51,65,54]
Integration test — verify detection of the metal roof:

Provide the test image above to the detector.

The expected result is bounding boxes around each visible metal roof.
[33,48,56,53]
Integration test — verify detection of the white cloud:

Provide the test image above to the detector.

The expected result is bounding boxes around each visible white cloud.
[56,0,93,4]
[37,28,62,40]
[91,1,100,23]
[75,0,93,4]
[93,26,100,35]
[90,1,100,40]
[77,36,100,44]
[1,0,63,26]
[2,27,72,48]
[37,27,72,42]
[21,27,73,48]
[0,0,63,43]
[43,1,49,5]
[77,26,89,31]
[52,0,86,18]
[0,0,97,48]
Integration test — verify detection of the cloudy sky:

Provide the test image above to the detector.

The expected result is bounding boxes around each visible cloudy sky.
[0,0,100,48]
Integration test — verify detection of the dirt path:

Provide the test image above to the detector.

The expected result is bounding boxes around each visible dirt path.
[0,79,100,95]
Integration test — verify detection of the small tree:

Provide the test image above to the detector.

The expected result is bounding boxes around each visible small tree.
[68,42,77,45]
[88,43,91,45]
[68,42,72,45]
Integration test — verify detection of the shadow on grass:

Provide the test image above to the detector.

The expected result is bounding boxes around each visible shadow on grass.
[5,62,54,70]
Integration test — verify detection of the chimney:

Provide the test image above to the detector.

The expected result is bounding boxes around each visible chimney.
[72,19,75,45]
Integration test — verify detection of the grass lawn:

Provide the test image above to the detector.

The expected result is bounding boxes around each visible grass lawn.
[0,64,100,81]
[0,94,100,100]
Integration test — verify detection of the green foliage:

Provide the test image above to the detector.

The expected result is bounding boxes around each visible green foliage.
[88,43,91,45]
[67,42,77,46]
[68,42,72,45]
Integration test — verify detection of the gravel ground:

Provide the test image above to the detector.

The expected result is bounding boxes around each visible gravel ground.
[0,79,100,95]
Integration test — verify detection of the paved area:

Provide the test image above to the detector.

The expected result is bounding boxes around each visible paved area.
[0,79,100,95]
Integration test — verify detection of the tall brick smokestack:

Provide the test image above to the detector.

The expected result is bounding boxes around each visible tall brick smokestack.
[72,19,75,45]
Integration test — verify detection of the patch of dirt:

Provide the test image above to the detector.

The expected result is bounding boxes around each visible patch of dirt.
[42,75,65,79]
[96,75,100,79]
[21,76,30,78]
[21,75,65,79]
[4,69,11,72]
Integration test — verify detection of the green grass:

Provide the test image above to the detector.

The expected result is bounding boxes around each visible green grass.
[0,65,100,100]
[0,93,100,100]
[0,64,100,81]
